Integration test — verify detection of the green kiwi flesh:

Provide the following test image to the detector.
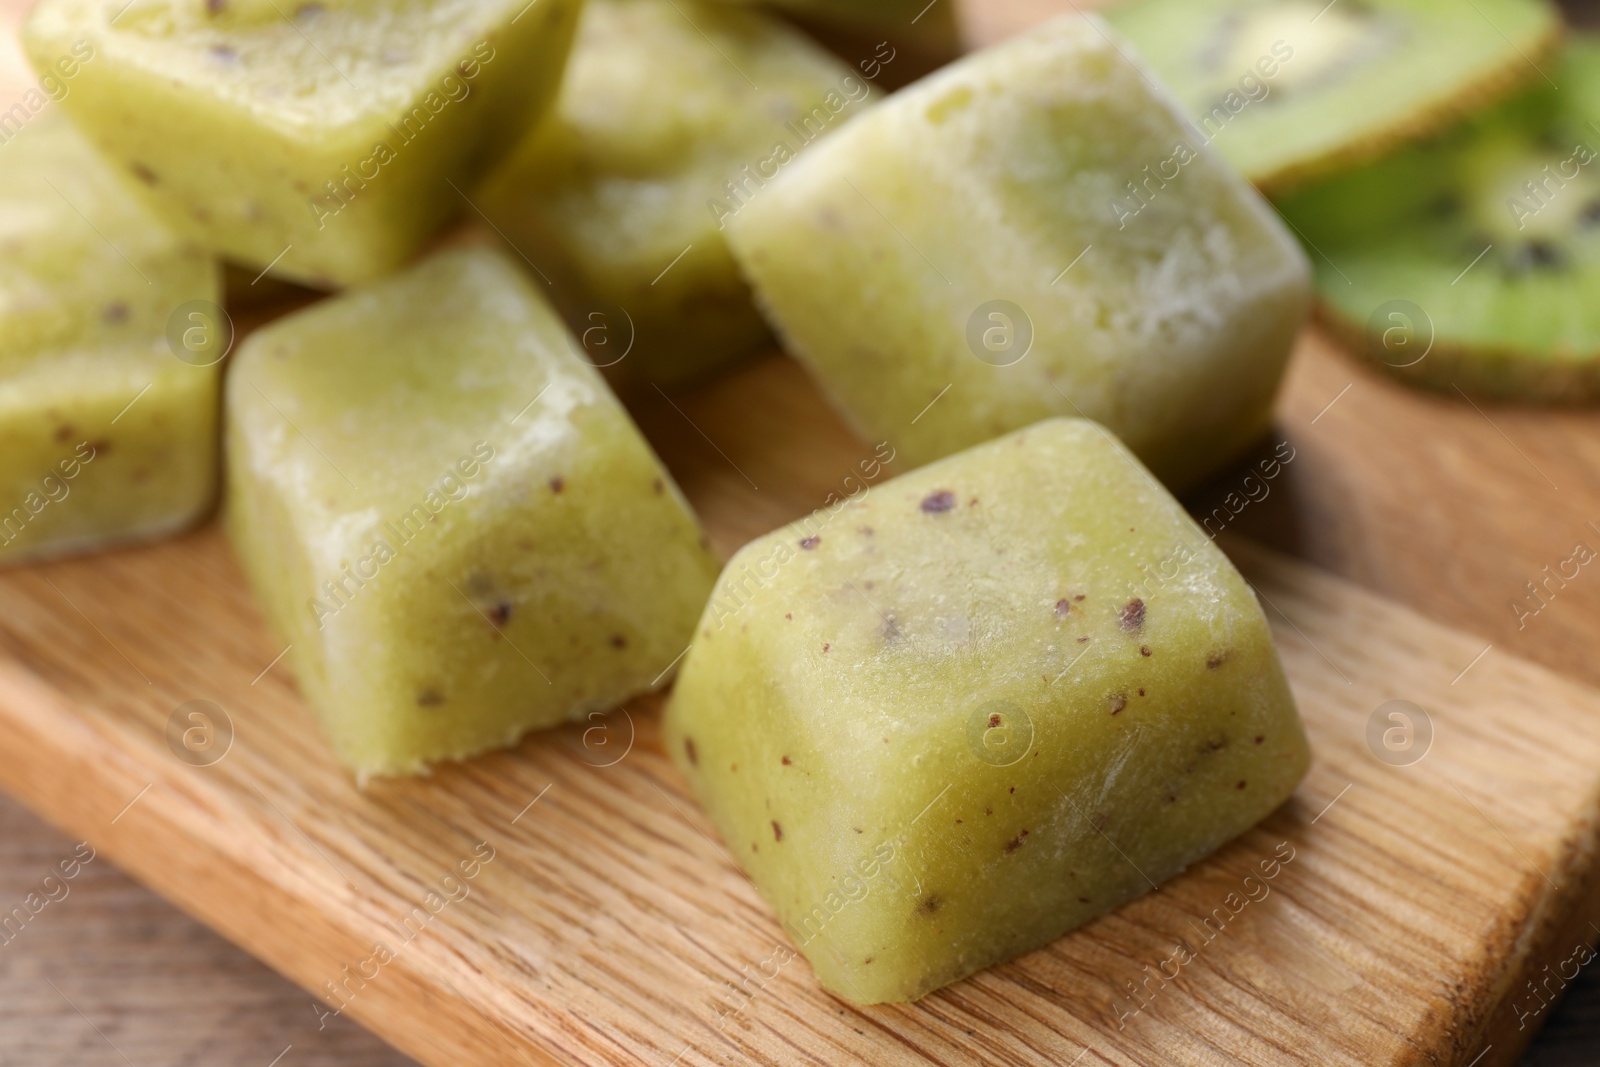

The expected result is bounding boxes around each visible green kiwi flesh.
[1277,36,1600,401]
[1106,0,1563,194]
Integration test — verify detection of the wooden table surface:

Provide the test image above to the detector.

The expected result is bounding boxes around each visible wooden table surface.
[7,0,1600,1065]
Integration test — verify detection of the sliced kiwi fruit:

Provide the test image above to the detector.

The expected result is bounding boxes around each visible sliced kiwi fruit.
[1105,0,1563,194]
[1277,36,1600,401]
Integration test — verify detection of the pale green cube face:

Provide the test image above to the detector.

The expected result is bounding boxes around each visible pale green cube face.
[479,0,870,386]
[666,418,1310,1003]
[25,0,583,288]
[226,245,721,776]
[726,15,1311,491]
[0,116,220,566]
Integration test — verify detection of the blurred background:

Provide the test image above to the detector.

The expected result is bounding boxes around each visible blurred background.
[3,0,1600,1064]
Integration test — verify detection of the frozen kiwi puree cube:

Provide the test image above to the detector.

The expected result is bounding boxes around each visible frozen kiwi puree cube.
[725,15,1310,492]
[478,0,872,386]
[666,418,1310,1003]
[1,115,221,566]
[24,0,583,288]
[226,244,721,776]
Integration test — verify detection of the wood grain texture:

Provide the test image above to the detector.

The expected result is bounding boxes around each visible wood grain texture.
[7,0,1600,1064]
[0,342,1599,1067]
[0,794,413,1067]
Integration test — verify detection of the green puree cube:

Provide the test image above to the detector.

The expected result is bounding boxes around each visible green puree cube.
[665,419,1310,1003]
[1,116,220,566]
[478,0,872,386]
[25,0,583,288]
[226,245,721,777]
[725,15,1311,491]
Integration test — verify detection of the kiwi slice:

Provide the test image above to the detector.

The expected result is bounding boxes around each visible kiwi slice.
[1105,0,1563,194]
[1277,37,1600,401]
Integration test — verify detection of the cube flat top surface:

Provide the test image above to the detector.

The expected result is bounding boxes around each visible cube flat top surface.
[4,338,1600,1067]
[8,3,1600,1066]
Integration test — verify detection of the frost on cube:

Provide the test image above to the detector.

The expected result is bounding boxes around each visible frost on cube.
[478,0,872,386]
[227,245,721,776]
[725,15,1311,491]
[666,419,1311,1003]
[25,0,583,288]
[0,116,220,566]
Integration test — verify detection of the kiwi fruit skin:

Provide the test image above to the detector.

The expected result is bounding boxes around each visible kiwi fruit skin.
[1281,36,1600,403]
[1106,0,1565,197]
[1313,313,1600,404]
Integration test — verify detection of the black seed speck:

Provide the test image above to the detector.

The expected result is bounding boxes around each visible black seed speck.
[1137,688,1145,697]
[799,536,820,550]
[988,713,1002,729]
[1140,645,1152,657]
[609,634,627,649]
[1078,896,1091,904]
[1237,780,1247,790]
[771,821,783,842]
[1120,599,1146,632]
[1508,239,1563,274]
[486,602,513,626]
[684,738,698,765]
[920,490,956,514]
[1254,735,1265,744]
[549,476,565,493]
[822,643,831,652]
[864,956,874,965]
[918,895,942,915]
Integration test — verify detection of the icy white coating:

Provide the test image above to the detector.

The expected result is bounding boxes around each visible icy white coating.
[726,14,1311,490]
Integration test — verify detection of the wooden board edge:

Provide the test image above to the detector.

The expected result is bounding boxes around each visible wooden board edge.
[0,659,543,1067]
[1226,539,1600,1065]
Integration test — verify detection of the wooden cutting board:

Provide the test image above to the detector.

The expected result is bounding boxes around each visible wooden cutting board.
[7,2,1600,1066]
[2,344,1600,1067]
